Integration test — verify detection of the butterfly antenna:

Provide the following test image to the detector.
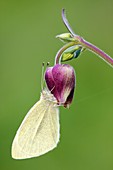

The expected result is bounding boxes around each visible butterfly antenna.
[47,62,50,67]
[41,62,50,90]
[41,62,45,90]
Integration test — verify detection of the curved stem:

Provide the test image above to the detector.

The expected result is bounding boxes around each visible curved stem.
[62,9,76,36]
[80,39,113,67]
[61,9,113,67]
[55,42,76,64]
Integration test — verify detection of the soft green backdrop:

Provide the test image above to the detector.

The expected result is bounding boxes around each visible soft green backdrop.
[0,0,113,170]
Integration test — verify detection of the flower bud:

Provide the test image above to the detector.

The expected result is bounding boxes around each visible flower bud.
[56,33,75,43]
[61,45,83,62]
[45,64,75,108]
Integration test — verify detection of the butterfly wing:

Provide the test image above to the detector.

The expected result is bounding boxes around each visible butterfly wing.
[11,98,59,159]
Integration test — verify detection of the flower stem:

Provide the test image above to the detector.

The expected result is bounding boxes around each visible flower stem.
[80,38,113,67]
[62,8,76,36]
[61,9,113,67]
[55,42,76,64]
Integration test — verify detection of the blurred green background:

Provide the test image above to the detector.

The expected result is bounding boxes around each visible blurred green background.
[0,0,113,170]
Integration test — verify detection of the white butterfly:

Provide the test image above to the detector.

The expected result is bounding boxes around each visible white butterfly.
[11,89,60,159]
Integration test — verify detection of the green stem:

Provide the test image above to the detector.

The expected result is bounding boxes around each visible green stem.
[55,42,76,64]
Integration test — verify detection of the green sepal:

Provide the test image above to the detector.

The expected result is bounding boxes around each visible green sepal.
[61,45,83,62]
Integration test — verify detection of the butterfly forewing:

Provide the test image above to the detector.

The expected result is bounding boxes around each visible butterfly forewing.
[11,90,60,159]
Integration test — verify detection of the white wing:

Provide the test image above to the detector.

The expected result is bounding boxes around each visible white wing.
[11,98,60,159]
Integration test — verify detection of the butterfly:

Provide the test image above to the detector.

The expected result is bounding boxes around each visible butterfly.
[11,89,60,159]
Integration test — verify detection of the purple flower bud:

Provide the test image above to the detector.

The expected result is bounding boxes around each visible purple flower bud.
[45,64,75,108]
